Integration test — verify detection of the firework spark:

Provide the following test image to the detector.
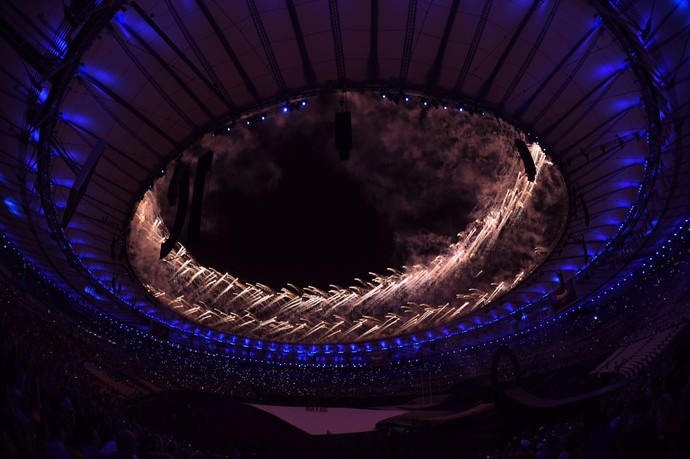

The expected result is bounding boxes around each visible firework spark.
[129,101,566,344]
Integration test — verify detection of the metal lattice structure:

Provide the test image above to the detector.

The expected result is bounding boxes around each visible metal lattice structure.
[1,0,689,366]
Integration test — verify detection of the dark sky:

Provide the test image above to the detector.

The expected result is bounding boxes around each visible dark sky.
[131,92,569,341]
[195,139,398,288]
[157,92,562,291]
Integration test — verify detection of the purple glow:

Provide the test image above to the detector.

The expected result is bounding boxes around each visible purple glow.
[4,197,24,218]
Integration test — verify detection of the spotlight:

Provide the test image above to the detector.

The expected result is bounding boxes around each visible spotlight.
[260,113,267,121]
[245,119,251,126]
[300,99,308,107]
[225,126,232,133]
[423,100,429,107]
[380,92,388,99]
[282,105,289,113]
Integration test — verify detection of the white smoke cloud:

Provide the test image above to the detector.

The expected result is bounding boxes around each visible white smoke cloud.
[129,92,568,343]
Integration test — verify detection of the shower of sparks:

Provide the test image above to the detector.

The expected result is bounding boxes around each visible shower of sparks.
[130,139,560,344]
[129,100,567,343]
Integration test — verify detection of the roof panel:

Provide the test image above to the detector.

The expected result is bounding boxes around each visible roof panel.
[0,0,687,364]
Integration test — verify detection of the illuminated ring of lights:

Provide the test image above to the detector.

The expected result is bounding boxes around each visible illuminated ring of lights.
[4,0,668,372]
[129,95,568,344]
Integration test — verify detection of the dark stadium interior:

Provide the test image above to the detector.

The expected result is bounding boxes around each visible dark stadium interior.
[1,1,690,458]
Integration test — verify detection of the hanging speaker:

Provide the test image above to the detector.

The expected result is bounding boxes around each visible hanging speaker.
[335,111,352,160]
[514,139,536,182]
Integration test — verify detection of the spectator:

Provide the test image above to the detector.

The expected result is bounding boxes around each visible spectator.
[108,429,138,459]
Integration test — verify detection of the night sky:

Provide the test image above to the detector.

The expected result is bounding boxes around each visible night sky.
[156,92,561,291]
[196,141,397,288]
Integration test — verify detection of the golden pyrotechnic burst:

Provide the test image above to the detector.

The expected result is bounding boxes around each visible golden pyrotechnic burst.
[130,137,561,343]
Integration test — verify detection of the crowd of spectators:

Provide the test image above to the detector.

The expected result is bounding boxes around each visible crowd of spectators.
[482,325,690,459]
[0,221,689,458]
[472,235,690,458]
[0,275,238,459]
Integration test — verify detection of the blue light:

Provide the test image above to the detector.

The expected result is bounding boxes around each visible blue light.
[615,181,640,189]
[83,285,105,301]
[113,10,157,41]
[591,233,609,242]
[82,67,118,87]
[48,35,68,58]
[53,177,75,188]
[4,197,24,218]
[113,13,133,41]
[61,112,93,129]
[592,63,619,79]
[611,98,640,111]
[619,157,645,166]
[38,87,49,103]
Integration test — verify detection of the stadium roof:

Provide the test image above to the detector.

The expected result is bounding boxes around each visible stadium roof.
[1,0,689,363]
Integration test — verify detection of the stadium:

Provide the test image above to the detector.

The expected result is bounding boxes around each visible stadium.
[1,1,689,458]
